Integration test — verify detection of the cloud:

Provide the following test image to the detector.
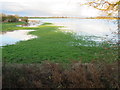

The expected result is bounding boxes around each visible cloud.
[0,0,100,17]
[1,2,25,12]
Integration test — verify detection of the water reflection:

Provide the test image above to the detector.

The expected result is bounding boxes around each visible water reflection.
[17,20,43,27]
[0,30,37,46]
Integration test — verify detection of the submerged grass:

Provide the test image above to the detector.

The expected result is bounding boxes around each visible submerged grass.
[2,22,118,63]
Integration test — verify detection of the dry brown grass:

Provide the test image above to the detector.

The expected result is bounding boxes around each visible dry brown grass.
[2,61,120,88]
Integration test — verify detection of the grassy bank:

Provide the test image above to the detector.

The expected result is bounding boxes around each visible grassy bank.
[2,22,27,32]
[2,22,118,63]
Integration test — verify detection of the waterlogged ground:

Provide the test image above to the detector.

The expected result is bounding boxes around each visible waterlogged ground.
[0,20,44,46]
[0,30,37,46]
[2,19,118,63]
[30,18,118,43]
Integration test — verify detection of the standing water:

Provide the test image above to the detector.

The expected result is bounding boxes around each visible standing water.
[1,20,42,47]
[29,18,118,43]
[0,30,37,47]
[16,20,43,27]
[1,18,119,47]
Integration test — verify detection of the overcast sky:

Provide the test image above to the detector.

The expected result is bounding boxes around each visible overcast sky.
[0,0,118,17]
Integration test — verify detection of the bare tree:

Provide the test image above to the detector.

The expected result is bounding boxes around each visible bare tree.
[80,0,120,16]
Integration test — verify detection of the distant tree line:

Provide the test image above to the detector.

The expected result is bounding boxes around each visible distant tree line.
[0,13,28,23]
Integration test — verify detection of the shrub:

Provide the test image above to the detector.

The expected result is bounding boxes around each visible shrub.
[21,17,28,23]
[2,61,119,88]
[0,13,28,23]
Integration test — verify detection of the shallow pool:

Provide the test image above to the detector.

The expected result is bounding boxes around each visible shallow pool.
[0,30,37,46]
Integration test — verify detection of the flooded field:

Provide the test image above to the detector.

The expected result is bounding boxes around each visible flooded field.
[0,30,37,46]
[29,18,118,43]
[1,18,118,47]
[16,20,43,27]
[2,19,118,63]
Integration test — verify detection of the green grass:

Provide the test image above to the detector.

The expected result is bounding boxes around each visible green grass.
[2,22,27,32]
[2,22,118,64]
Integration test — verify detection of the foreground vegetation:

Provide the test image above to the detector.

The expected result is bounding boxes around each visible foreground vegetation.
[2,22,118,63]
[3,61,119,88]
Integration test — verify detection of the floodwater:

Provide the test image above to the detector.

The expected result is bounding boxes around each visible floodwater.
[0,30,37,46]
[29,18,118,43]
[16,20,43,27]
[1,20,42,47]
[1,18,119,46]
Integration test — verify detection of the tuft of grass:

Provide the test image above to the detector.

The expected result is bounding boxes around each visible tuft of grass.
[41,22,53,25]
